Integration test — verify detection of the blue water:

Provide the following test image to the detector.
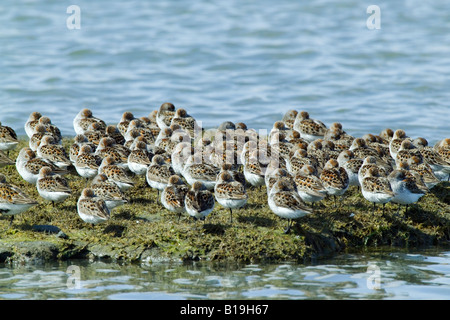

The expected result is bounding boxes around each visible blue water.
[1,0,449,143]
[0,248,449,300]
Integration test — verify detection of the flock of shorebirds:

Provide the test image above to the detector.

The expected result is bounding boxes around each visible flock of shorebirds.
[0,103,449,233]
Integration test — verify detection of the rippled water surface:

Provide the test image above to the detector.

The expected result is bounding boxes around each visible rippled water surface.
[1,0,449,143]
[0,248,449,300]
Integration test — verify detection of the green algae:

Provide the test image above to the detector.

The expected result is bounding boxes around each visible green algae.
[0,138,449,265]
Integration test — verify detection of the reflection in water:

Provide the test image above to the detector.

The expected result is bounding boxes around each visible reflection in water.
[0,248,449,299]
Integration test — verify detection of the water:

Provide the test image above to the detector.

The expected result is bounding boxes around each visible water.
[1,0,450,300]
[1,0,449,143]
[0,248,449,300]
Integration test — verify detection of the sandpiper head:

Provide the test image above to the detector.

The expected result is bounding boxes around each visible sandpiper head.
[34,124,47,134]
[283,109,298,120]
[393,129,406,139]
[337,150,353,162]
[322,140,335,150]
[106,125,119,135]
[168,175,183,185]
[293,148,308,158]
[152,154,166,165]
[273,121,286,130]
[129,119,143,129]
[79,145,93,154]
[390,169,407,180]
[38,116,52,125]
[299,111,310,120]
[122,111,135,121]
[330,122,343,131]
[218,171,233,182]
[132,140,145,150]
[363,156,377,164]
[170,123,182,132]
[24,148,37,160]
[400,139,414,150]
[300,164,317,176]
[366,167,379,177]
[235,122,247,130]
[308,140,323,150]
[351,138,366,149]
[29,111,42,121]
[159,102,175,112]
[362,133,377,143]
[191,181,206,191]
[39,166,53,178]
[408,155,422,166]
[40,135,55,145]
[380,128,394,140]
[80,108,93,118]
[162,128,173,137]
[92,173,108,183]
[413,137,428,148]
[441,138,450,147]
[397,161,410,170]
[175,108,187,118]
[88,121,103,131]
[324,159,339,170]
[217,121,235,131]
[102,156,115,166]
[74,134,88,143]
[81,188,95,198]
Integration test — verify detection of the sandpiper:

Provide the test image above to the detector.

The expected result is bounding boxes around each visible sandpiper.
[0,174,38,226]
[161,175,189,220]
[36,166,72,206]
[268,179,313,233]
[214,171,248,223]
[185,181,215,222]
[77,188,110,225]
[90,173,128,210]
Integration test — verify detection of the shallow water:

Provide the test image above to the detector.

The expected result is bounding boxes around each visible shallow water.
[0,248,449,300]
[1,0,449,143]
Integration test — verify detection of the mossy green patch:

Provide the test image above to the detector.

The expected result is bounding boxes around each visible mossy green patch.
[0,138,449,264]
